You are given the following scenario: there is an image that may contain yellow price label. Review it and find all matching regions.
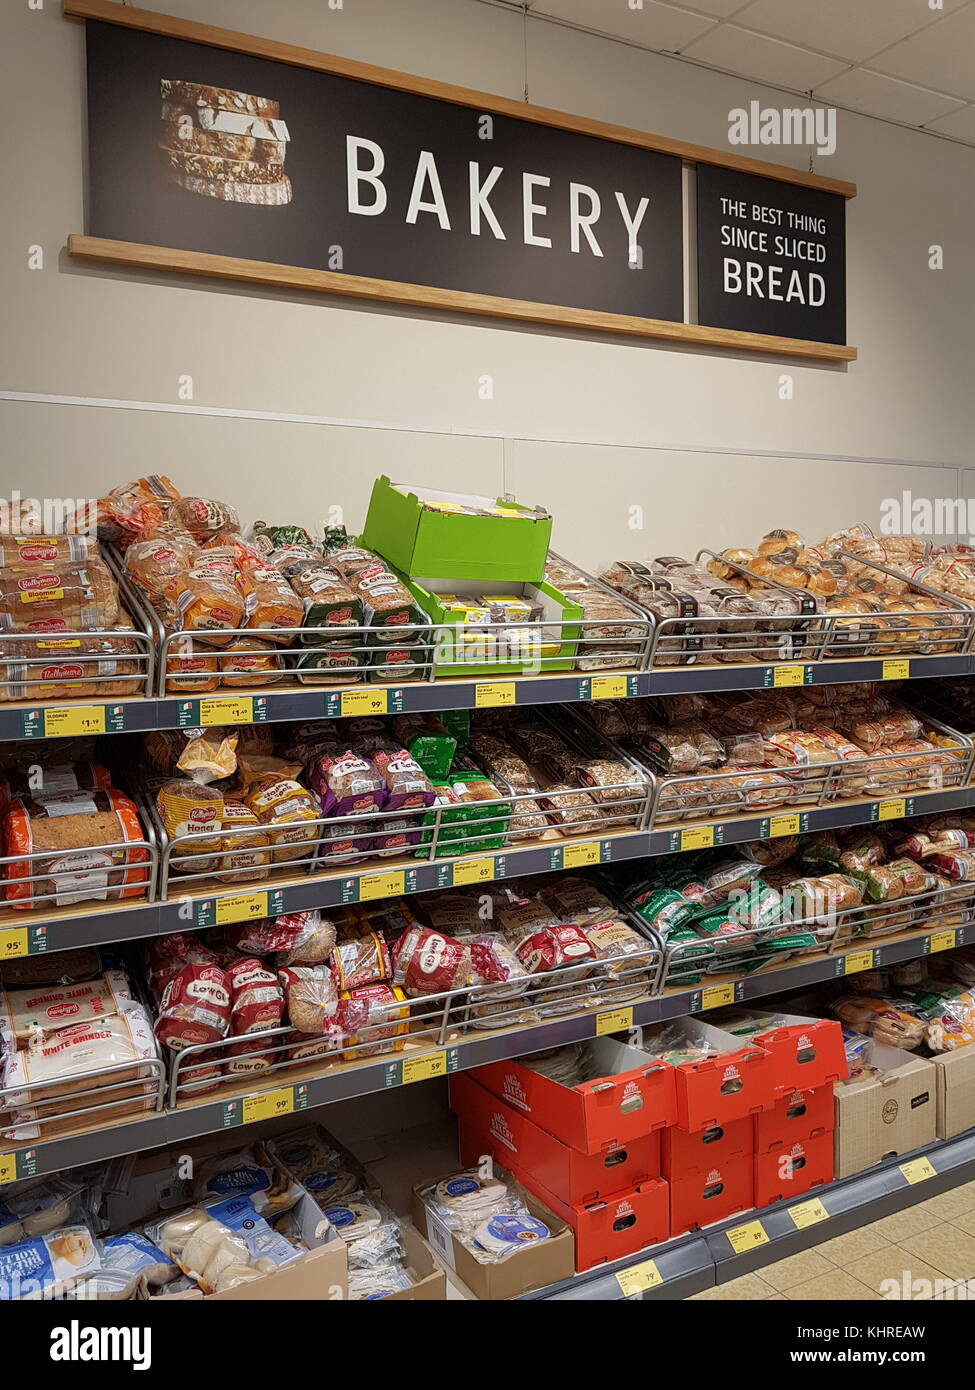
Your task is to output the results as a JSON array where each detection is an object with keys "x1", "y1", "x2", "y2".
[
  {"x1": 702, "y1": 982, "x2": 736, "y2": 1010},
  {"x1": 900, "y1": 1157, "x2": 937, "y2": 1186},
  {"x1": 789, "y1": 1197, "x2": 829, "y2": 1230},
  {"x1": 402, "y1": 1052, "x2": 447, "y2": 1085},
  {"x1": 564, "y1": 842, "x2": 601, "y2": 869},
  {"x1": 844, "y1": 949, "x2": 875, "y2": 975},
  {"x1": 591, "y1": 675, "x2": 627, "y2": 701},
  {"x1": 929, "y1": 929, "x2": 957, "y2": 954},
  {"x1": 452, "y1": 856, "x2": 495, "y2": 887},
  {"x1": 242, "y1": 1087, "x2": 295, "y2": 1125},
  {"x1": 772, "y1": 665, "x2": 805, "y2": 688},
  {"x1": 726, "y1": 1220, "x2": 769, "y2": 1254},
  {"x1": 877, "y1": 798, "x2": 906, "y2": 822},
  {"x1": 214, "y1": 891, "x2": 268, "y2": 926},
  {"x1": 882, "y1": 660, "x2": 910, "y2": 682},
  {"x1": 680, "y1": 826, "x2": 715, "y2": 852},
  {"x1": 595, "y1": 1008, "x2": 634, "y2": 1036},
  {"x1": 769, "y1": 814, "x2": 800, "y2": 838},
  {"x1": 615, "y1": 1259, "x2": 662, "y2": 1297},
  {"x1": 0, "y1": 929, "x2": 29, "y2": 960},
  {"x1": 340, "y1": 688, "x2": 389, "y2": 717},
  {"x1": 199, "y1": 695, "x2": 254, "y2": 726},
  {"x1": 359, "y1": 870, "x2": 406, "y2": 901},
  {"x1": 0, "y1": 1153, "x2": 18, "y2": 1186},
  {"x1": 43, "y1": 705, "x2": 105, "y2": 738},
  {"x1": 474, "y1": 682, "x2": 516, "y2": 709}
]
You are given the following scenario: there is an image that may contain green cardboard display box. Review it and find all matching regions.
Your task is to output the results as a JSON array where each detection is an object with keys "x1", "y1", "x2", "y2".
[{"x1": 360, "y1": 476, "x2": 553, "y2": 581}]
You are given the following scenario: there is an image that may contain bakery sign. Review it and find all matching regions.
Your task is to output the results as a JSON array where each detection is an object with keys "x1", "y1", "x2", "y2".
[{"x1": 64, "y1": 1, "x2": 856, "y2": 362}]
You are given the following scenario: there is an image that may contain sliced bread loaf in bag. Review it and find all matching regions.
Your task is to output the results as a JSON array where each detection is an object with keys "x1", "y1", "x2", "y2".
[{"x1": 2, "y1": 788, "x2": 148, "y2": 909}]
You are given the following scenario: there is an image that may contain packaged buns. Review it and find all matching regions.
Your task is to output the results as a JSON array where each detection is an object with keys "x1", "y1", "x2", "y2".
[{"x1": 215, "y1": 801, "x2": 271, "y2": 883}]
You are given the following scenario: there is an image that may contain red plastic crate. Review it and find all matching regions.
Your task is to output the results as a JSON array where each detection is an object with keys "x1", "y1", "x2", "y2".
[
  {"x1": 753, "y1": 1084, "x2": 835, "y2": 1155},
  {"x1": 470, "y1": 1037, "x2": 677, "y2": 1156},
  {"x1": 669, "y1": 1153, "x2": 754, "y2": 1236},
  {"x1": 753, "y1": 1130, "x2": 834, "y2": 1207},
  {"x1": 662, "y1": 1115, "x2": 753, "y2": 1177},
  {"x1": 458, "y1": 1118, "x2": 670, "y2": 1273},
  {"x1": 450, "y1": 1070, "x2": 660, "y2": 1205}
]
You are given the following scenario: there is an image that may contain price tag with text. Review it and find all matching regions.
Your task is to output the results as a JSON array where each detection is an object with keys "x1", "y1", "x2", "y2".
[
  {"x1": 43, "y1": 705, "x2": 106, "y2": 738},
  {"x1": 474, "y1": 682, "x2": 516, "y2": 709},
  {"x1": 900, "y1": 1157, "x2": 937, "y2": 1186},
  {"x1": 615, "y1": 1259, "x2": 662, "y2": 1297},
  {"x1": 771, "y1": 665, "x2": 807, "y2": 688},
  {"x1": 882, "y1": 660, "x2": 911, "y2": 682},
  {"x1": 0, "y1": 1153, "x2": 19, "y2": 1186},
  {"x1": 242, "y1": 1087, "x2": 295, "y2": 1126},
  {"x1": 0, "y1": 929, "x2": 29, "y2": 960},
  {"x1": 199, "y1": 695, "x2": 255, "y2": 726},
  {"x1": 340, "y1": 688, "x2": 388, "y2": 717},
  {"x1": 680, "y1": 826, "x2": 715, "y2": 852},
  {"x1": 843, "y1": 949, "x2": 875, "y2": 976},
  {"x1": 928, "y1": 929, "x2": 958, "y2": 954},
  {"x1": 769, "y1": 814, "x2": 800, "y2": 839},
  {"x1": 563, "y1": 841, "x2": 601, "y2": 869},
  {"x1": 789, "y1": 1198, "x2": 829, "y2": 1230},
  {"x1": 702, "y1": 982, "x2": 736, "y2": 1010},
  {"x1": 595, "y1": 1008, "x2": 634, "y2": 1036},
  {"x1": 876, "y1": 798, "x2": 906, "y2": 822},
  {"x1": 359, "y1": 870, "x2": 406, "y2": 901},
  {"x1": 452, "y1": 856, "x2": 495, "y2": 887},
  {"x1": 591, "y1": 675, "x2": 628, "y2": 701},
  {"x1": 726, "y1": 1221, "x2": 769, "y2": 1254},
  {"x1": 402, "y1": 1052, "x2": 447, "y2": 1085},
  {"x1": 214, "y1": 891, "x2": 268, "y2": 927}
]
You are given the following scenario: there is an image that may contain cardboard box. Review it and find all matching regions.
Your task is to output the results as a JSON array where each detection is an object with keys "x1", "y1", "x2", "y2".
[
  {"x1": 833, "y1": 1043, "x2": 938, "y2": 1180},
  {"x1": 457, "y1": 1116, "x2": 668, "y2": 1272},
  {"x1": 450, "y1": 1070, "x2": 660, "y2": 1205},
  {"x1": 361, "y1": 476, "x2": 552, "y2": 581},
  {"x1": 753, "y1": 1130, "x2": 834, "y2": 1207},
  {"x1": 165, "y1": 1191, "x2": 349, "y2": 1301},
  {"x1": 383, "y1": 1222, "x2": 446, "y2": 1301},
  {"x1": 711, "y1": 1008, "x2": 847, "y2": 1096},
  {"x1": 931, "y1": 1046, "x2": 975, "y2": 1140},
  {"x1": 669, "y1": 1153, "x2": 754, "y2": 1236},
  {"x1": 411, "y1": 1171, "x2": 575, "y2": 1299},
  {"x1": 662, "y1": 1115, "x2": 753, "y2": 1177},
  {"x1": 643, "y1": 1017, "x2": 776, "y2": 1132},
  {"x1": 470, "y1": 1037, "x2": 677, "y2": 1156},
  {"x1": 754, "y1": 1084, "x2": 834, "y2": 1155},
  {"x1": 405, "y1": 575, "x2": 582, "y2": 677}
]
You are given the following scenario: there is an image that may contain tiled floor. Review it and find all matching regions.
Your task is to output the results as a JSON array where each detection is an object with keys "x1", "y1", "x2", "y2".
[{"x1": 689, "y1": 1181, "x2": 975, "y2": 1301}]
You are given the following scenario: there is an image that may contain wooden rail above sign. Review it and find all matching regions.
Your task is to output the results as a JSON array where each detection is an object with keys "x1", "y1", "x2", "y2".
[{"x1": 63, "y1": 0, "x2": 857, "y2": 362}]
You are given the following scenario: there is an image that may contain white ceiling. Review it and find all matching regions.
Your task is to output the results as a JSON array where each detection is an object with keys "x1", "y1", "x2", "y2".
[{"x1": 520, "y1": 0, "x2": 975, "y2": 149}]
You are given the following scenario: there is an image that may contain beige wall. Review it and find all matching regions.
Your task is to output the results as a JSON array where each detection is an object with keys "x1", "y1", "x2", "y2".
[{"x1": 2, "y1": 0, "x2": 973, "y2": 567}]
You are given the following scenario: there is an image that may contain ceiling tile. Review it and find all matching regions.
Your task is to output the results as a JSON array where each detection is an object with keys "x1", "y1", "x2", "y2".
[
  {"x1": 532, "y1": 0, "x2": 715, "y2": 50},
  {"x1": 814, "y1": 67, "x2": 966, "y2": 125},
  {"x1": 681, "y1": 25, "x2": 850, "y2": 89},
  {"x1": 922, "y1": 103, "x2": 975, "y2": 141},
  {"x1": 731, "y1": 0, "x2": 970, "y2": 64},
  {"x1": 670, "y1": 0, "x2": 754, "y2": 16},
  {"x1": 868, "y1": 4, "x2": 975, "y2": 101}
]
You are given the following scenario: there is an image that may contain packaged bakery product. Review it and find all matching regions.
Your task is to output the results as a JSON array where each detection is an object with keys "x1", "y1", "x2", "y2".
[
  {"x1": 279, "y1": 965, "x2": 339, "y2": 1035},
  {"x1": 227, "y1": 957, "x2": 285, "y2": 1037},
  {"x1": 124, "y1": 533, "x2": 199, "y2": 602},
  {"x1": 156, "y1": 779, "x2": 224, "y2": 876},
  {"x1": 171, "y1": 498, "x2": 240, "y2": 539},
  {"x1": 306, "y1": 748, "x2": 386, "y2": 817},
  {"x1": 214, "y1": 800, "x2": 271, "y2": 883},
  {"x1": 516, "y1": 924, "x2": 597, "y2": 974},
  {"x1": 163, "y1": 560, "x2": 245, "y2": 647},
  {"x1": 281, "y1": 559, "x2": 363, "y2": 641},
  {"x1": 2, "y1": 788, "x2": 148, "y2": 908},
  {"x1": 219, "y1": 638, "x2": 284, "y2": 687},
  {"x1": 0, "y1": 761, "x2": 112, "y2": 814},
  {"x1": 536, "y1": 784, "x2": 600, "y2": 833},
  {"x1": 392, "y1": 925, "x2": 470, "y2": 998},
  {"x1": 0, "y1": 1224, "x2": 102, "y2": 1299},
  {"x1": 0, "y1": 558, "x2": 120, "y2": 635},
  {"x1": 238, "y1": 565, "x2": 304, "y2": 643},
  {"x1": 0, "y1": 626, "x2": 145, "y2": 703},
  {"x1": 337, "y1": 983, "x2": 409, "y2": 1059},
  {"x1": 0, "y1": 970, "x2": 132, "y2": 1048},
  {"x1": 154, "y1": 963, "x2": 231, "y2": 1052},
  {"x1": 330, "y1": 930, "x2": 391, "y2": 991},
  {"x1": 163, "y1": 637, "x2": 221, "y2": 693}
]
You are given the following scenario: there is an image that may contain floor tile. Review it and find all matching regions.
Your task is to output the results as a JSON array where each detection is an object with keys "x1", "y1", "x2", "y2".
[
  {"x1": 844, "y1": 1244, "x2": 945, "y2": 1300},
  {"x1": 816, "y1": 1225, "x2": 888, "y2": 1266},
  {"x1": 867, "y1": 1206, "x2": 942, "y2": 1243},
  {"x1": 689, "y1": 1271, "x2": 776, "y2": 1301},
  {"x1": 949, "y1": 1209, "x2": 975, "y2": 1238},
  {"x1": 765, "y1": 1293, "x2": 787, "y2": 1300},
  {"x1": 931, "y1": 1279, "x2": 975, "y2": 1300},
  {"x1": 915, "y1": 1187, "x2": 975, "y2": 1220},
  {"x1": 784, "y1": 1270, "x2": 881, "y2": 1301},
  {"x1": 759, "y1": 1248, "x2": 835, "y2": 1292},
  {"x1": 897, "y1": 1224, "x2": 975, "y2": 1281}
]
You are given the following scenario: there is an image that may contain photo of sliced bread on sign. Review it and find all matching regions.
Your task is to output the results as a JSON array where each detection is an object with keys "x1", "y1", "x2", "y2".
[{"x1": 158, "y1": 78, "x2": 292, "y2": 206}]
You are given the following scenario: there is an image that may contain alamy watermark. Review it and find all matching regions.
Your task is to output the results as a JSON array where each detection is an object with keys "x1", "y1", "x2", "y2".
[
  {"x1": 880, "y1": 492, "x2": 975, "y2": 539},
  {"x1": 728, "y1": 101, "x2": 836, "y2": 158}
]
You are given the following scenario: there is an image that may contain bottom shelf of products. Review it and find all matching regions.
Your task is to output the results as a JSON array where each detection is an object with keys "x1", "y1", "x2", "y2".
[{"x1": 7, "y1": 934, "x2": 975, "y2": 1301}]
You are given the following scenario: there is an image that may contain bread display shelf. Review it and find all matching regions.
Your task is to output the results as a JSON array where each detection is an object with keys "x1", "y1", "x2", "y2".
[
  {"x1": 522, "y1": 1128, "x2": 975, "y2": 1300},
  {"x1": 3, "y1": 917, "x2": 969, "y2": 1184}
]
